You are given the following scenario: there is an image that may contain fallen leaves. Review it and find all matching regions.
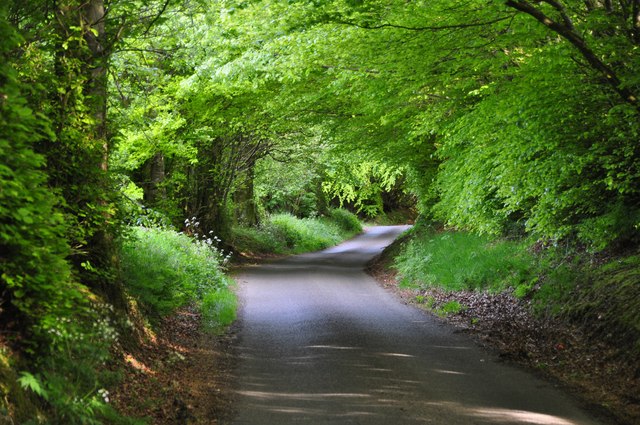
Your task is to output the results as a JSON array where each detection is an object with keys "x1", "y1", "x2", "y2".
[
  {"x1": 111, "y1": 305, "x2": 237, "y2": 424},
  {"x1": 123, "y1": 353, "x2": 155, "y2": 375}
]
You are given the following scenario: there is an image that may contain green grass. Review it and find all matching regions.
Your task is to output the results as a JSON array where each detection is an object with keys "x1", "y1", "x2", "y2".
[
  {"x1": 394, "y1": 226, "x2": 535, "y2": 293},
  {"x1": 120, "y1": 226, "x2": 236, "y2": 330},
  {"x1": 393, "y1": 224, "x2": 640, "y2": 360},
  {"x1": 201, "y1": 285, "x2": 237, "y2": 333},
  {"x1": 231, "y1": 208, "x2": 362, "y2": 255}
]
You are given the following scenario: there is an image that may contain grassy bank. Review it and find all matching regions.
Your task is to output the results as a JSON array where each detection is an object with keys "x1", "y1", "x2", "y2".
[
  {"x1": 120, "y1": 226, "x2": 237, "y2": 333},
  {"x1": 394, "y1": 227, "x2": 536, "y2": 294},
  {"x1": 393, "y1": 223, "x2": 640, "y2": 350},
  {"x1": 390, "y1": 223, "x2": 640, "y2": 423},
  {"x1": 230, "y1": 208, "x2": 362, "y2": 256}
]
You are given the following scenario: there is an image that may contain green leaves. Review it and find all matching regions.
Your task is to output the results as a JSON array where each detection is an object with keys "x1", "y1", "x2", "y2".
[
  {"x1": 323, "y1": 158, "x2": 404, "y2": 217},
  {"x1": 18, "y1": 372, "x2": 48, "y2": 399}
]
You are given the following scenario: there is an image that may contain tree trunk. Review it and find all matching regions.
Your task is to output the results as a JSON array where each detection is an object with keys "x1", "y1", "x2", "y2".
[
  {"x1": 234, "y1": 164, "x2": 259, "y2": 226},
  {"x1": 51, "y1": 0, "x2": 127, "y2": 308},
  {"x1": 146, "y1": 152, "x2": 166, "y2": 204}
]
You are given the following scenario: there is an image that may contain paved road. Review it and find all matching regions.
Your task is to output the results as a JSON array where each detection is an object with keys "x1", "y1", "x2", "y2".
[{"x1": 229, "y1": 226, "x2": 606, "y2": 424}]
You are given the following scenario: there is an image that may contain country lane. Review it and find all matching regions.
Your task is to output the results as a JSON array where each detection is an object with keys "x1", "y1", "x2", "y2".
[{"x1": 229, "y1": 225, "x2": 608, "y2": 425}]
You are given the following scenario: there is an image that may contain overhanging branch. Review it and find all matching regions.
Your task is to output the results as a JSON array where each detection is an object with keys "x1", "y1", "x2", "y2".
[
  {"x1": 505, "y1": 0, "x2": 639, "y2": 111},
  {"x1": 331, "y1": 15, "x2": 514, "y2": 32}
]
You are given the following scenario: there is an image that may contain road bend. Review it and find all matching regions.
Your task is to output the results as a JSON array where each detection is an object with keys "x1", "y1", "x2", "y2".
[{"x1": 228, "y1": 225, "x2": 607, "y2": 425}]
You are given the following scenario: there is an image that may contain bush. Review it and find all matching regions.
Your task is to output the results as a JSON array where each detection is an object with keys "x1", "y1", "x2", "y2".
[
  {"x1": 328, "y1": 208, "x2": 362, "y2": 233},
  {"x1": 269, "y1": 213, "x2": 343, "y2": 252}
]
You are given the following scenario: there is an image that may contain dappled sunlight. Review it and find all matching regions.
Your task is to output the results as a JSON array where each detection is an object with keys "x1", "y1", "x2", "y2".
[
  {"x1": 432, "y1": 368, "x2": 465, "y2": 375},
  {"x1": 237, "y1": 390, "x2": 372, "y2": 401},
  {"x1": 377, "y1": 351, "x2": 415, "y2": 358},
  {"x1": 431, "y1": 345, "x2": 473, "y2": 350},
  {"x1": 418, "y1": 401, "x2": 583, "y2": 424},
  {"x1": 123, "y1": 353, "x2": 155, "y2": 375},
  {"x1": 364, "y1": 367, "x2": 393, "y2": 372},
  {"x1": 306, "y1": 344, "x2": 360, "y2": 350},
  {"x1": 234, "y1": 385, "x2": 589, "y2": 424},
  {"x1": 467, "y1": 407, "x2": 578, "y2": 424}
]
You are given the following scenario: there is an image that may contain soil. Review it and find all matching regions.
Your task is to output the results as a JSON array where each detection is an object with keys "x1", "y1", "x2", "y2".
[{"x1": 111, "y1": 305, "x2": 238, "y2": 424}]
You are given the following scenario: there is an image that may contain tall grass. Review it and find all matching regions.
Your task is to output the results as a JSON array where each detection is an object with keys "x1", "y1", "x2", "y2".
[
  {"x1": 120, "y1": 227, "x2": 236, "y2": 330},
  {"x1": 231, "y1": 208, "x2": 362, "y2": 255},
  {"x1": 394, "y1": 226, "x2": 536, "y2": 293}
]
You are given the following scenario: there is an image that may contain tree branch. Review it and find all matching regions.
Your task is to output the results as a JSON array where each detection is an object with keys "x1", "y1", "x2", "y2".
[
  {"x1": 331, "y1": 15, "x2": 514, "y2": 32},
  {"x1": 505, "y1": 0, "x2": 639, "y2": 110},
  {"x1": 141, "y1": 0, "x2": 172, "y2": 38},
  {"x1": 540, "y1": 0, "x2": 576, "y2": 30}
]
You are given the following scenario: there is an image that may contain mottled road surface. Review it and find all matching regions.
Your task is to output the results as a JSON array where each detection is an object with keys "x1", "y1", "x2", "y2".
[{"x1": 229, "y1": 226, "x2": 606, "y2": 424}]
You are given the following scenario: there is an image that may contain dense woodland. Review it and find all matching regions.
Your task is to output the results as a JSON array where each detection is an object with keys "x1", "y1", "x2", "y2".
[{"x1": 2, "y1": 0, "x2": 640, "y2": 423}]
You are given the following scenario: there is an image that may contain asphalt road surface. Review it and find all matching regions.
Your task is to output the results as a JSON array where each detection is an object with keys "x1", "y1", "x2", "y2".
[{"x1": 230, "y1": 226, "x2": 607, "y2": 425}]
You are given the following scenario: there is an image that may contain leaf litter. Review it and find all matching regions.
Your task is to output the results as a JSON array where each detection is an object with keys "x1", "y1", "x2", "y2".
[{"x1": 111, "y1": 305, "x2": 237, "y2": 424}]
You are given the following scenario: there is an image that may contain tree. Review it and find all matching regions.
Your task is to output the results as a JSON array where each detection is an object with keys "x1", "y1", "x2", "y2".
[
  {"x1": 232, "y1": 0, "x2": 640, "y2": 249},
  {"x1": 505, "y1": 0, "x2": 639, "y2": 110}
]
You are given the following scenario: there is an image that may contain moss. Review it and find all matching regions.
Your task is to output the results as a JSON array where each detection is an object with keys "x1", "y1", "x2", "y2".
[{"x1": 564, "y1": 255, "x2": 640, "y2": 358}]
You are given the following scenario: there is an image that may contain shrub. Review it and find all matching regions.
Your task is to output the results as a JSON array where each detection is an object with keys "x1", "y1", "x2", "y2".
[
  {"x1": 328, "y1": 208, "x2": 362, "y2": 234},
  {"x1": 269, "y1": 213, "x2": 343, "y2": 252}
]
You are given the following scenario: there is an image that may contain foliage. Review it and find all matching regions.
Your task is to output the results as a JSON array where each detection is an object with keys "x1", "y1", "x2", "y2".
[
  {"x1": 109, "y1": 1, "x2": 276, "y2": 236},
  {"x1": 4, "y1": 0, "x2": 640, "y2": 421},
  {"x1": 120, "y1": 226, "x2": 233, "y2": 321},
  {"x1": 323, "y1": 159, "x2": 405, "y2": 218},
  {"x1": 205, "y1": 0, "x2": 640, "y2": 251},
  {"x1": 16, "y1": 304, "x2": 138, "y2": 425},
  {"x1": 254, "y1": 144, "x2": 327, "y2": 218},
  {"x1": 327, "y1": 208, "x2": 363, "y2": 234},
  {"x1": 432, "y1": 41, "x2": 640, "y2": 248},
  {"x1": 231, "y1": 209, "x2": 361, "y2": 255},
  {"x1": 394, "y1": 225, "x2": 536, "y2": 293},
  {"x1": 0, "y1": 3, "x2": 78, "y2": 348},
  {"x1": 0, "y1": 348, "x2": 43, "y2": 423},
  {"x1": 201, "y1": 288, "x2": 238, "y2": 334}
]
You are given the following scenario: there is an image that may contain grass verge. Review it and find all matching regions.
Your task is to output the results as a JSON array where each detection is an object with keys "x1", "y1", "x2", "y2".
[
  {"x1": 382, "y1": 223, "x2": 640, "y2": 424},
  {"x1": 393, "y1": 224, "x2": 536, "y2": 294},
  {"x1": 120, "y1": 226, "x2": 236, "y2": 331}
]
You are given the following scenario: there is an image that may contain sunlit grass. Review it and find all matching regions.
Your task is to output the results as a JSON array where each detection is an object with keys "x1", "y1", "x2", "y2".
[
  {"x1": 394, "y1": 226, "x2": 535, "y2": 293},
  {"x1": 120, "y1": 227, "x2": 234, "y2": 331},
  {"x1": 231, "y1": 209, "x2": 362, "y2": 255}
]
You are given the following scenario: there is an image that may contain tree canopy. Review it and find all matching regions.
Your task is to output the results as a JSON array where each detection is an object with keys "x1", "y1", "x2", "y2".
[{"x1": 2, "y1": 0, "x2": 640, "y2": 421}]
